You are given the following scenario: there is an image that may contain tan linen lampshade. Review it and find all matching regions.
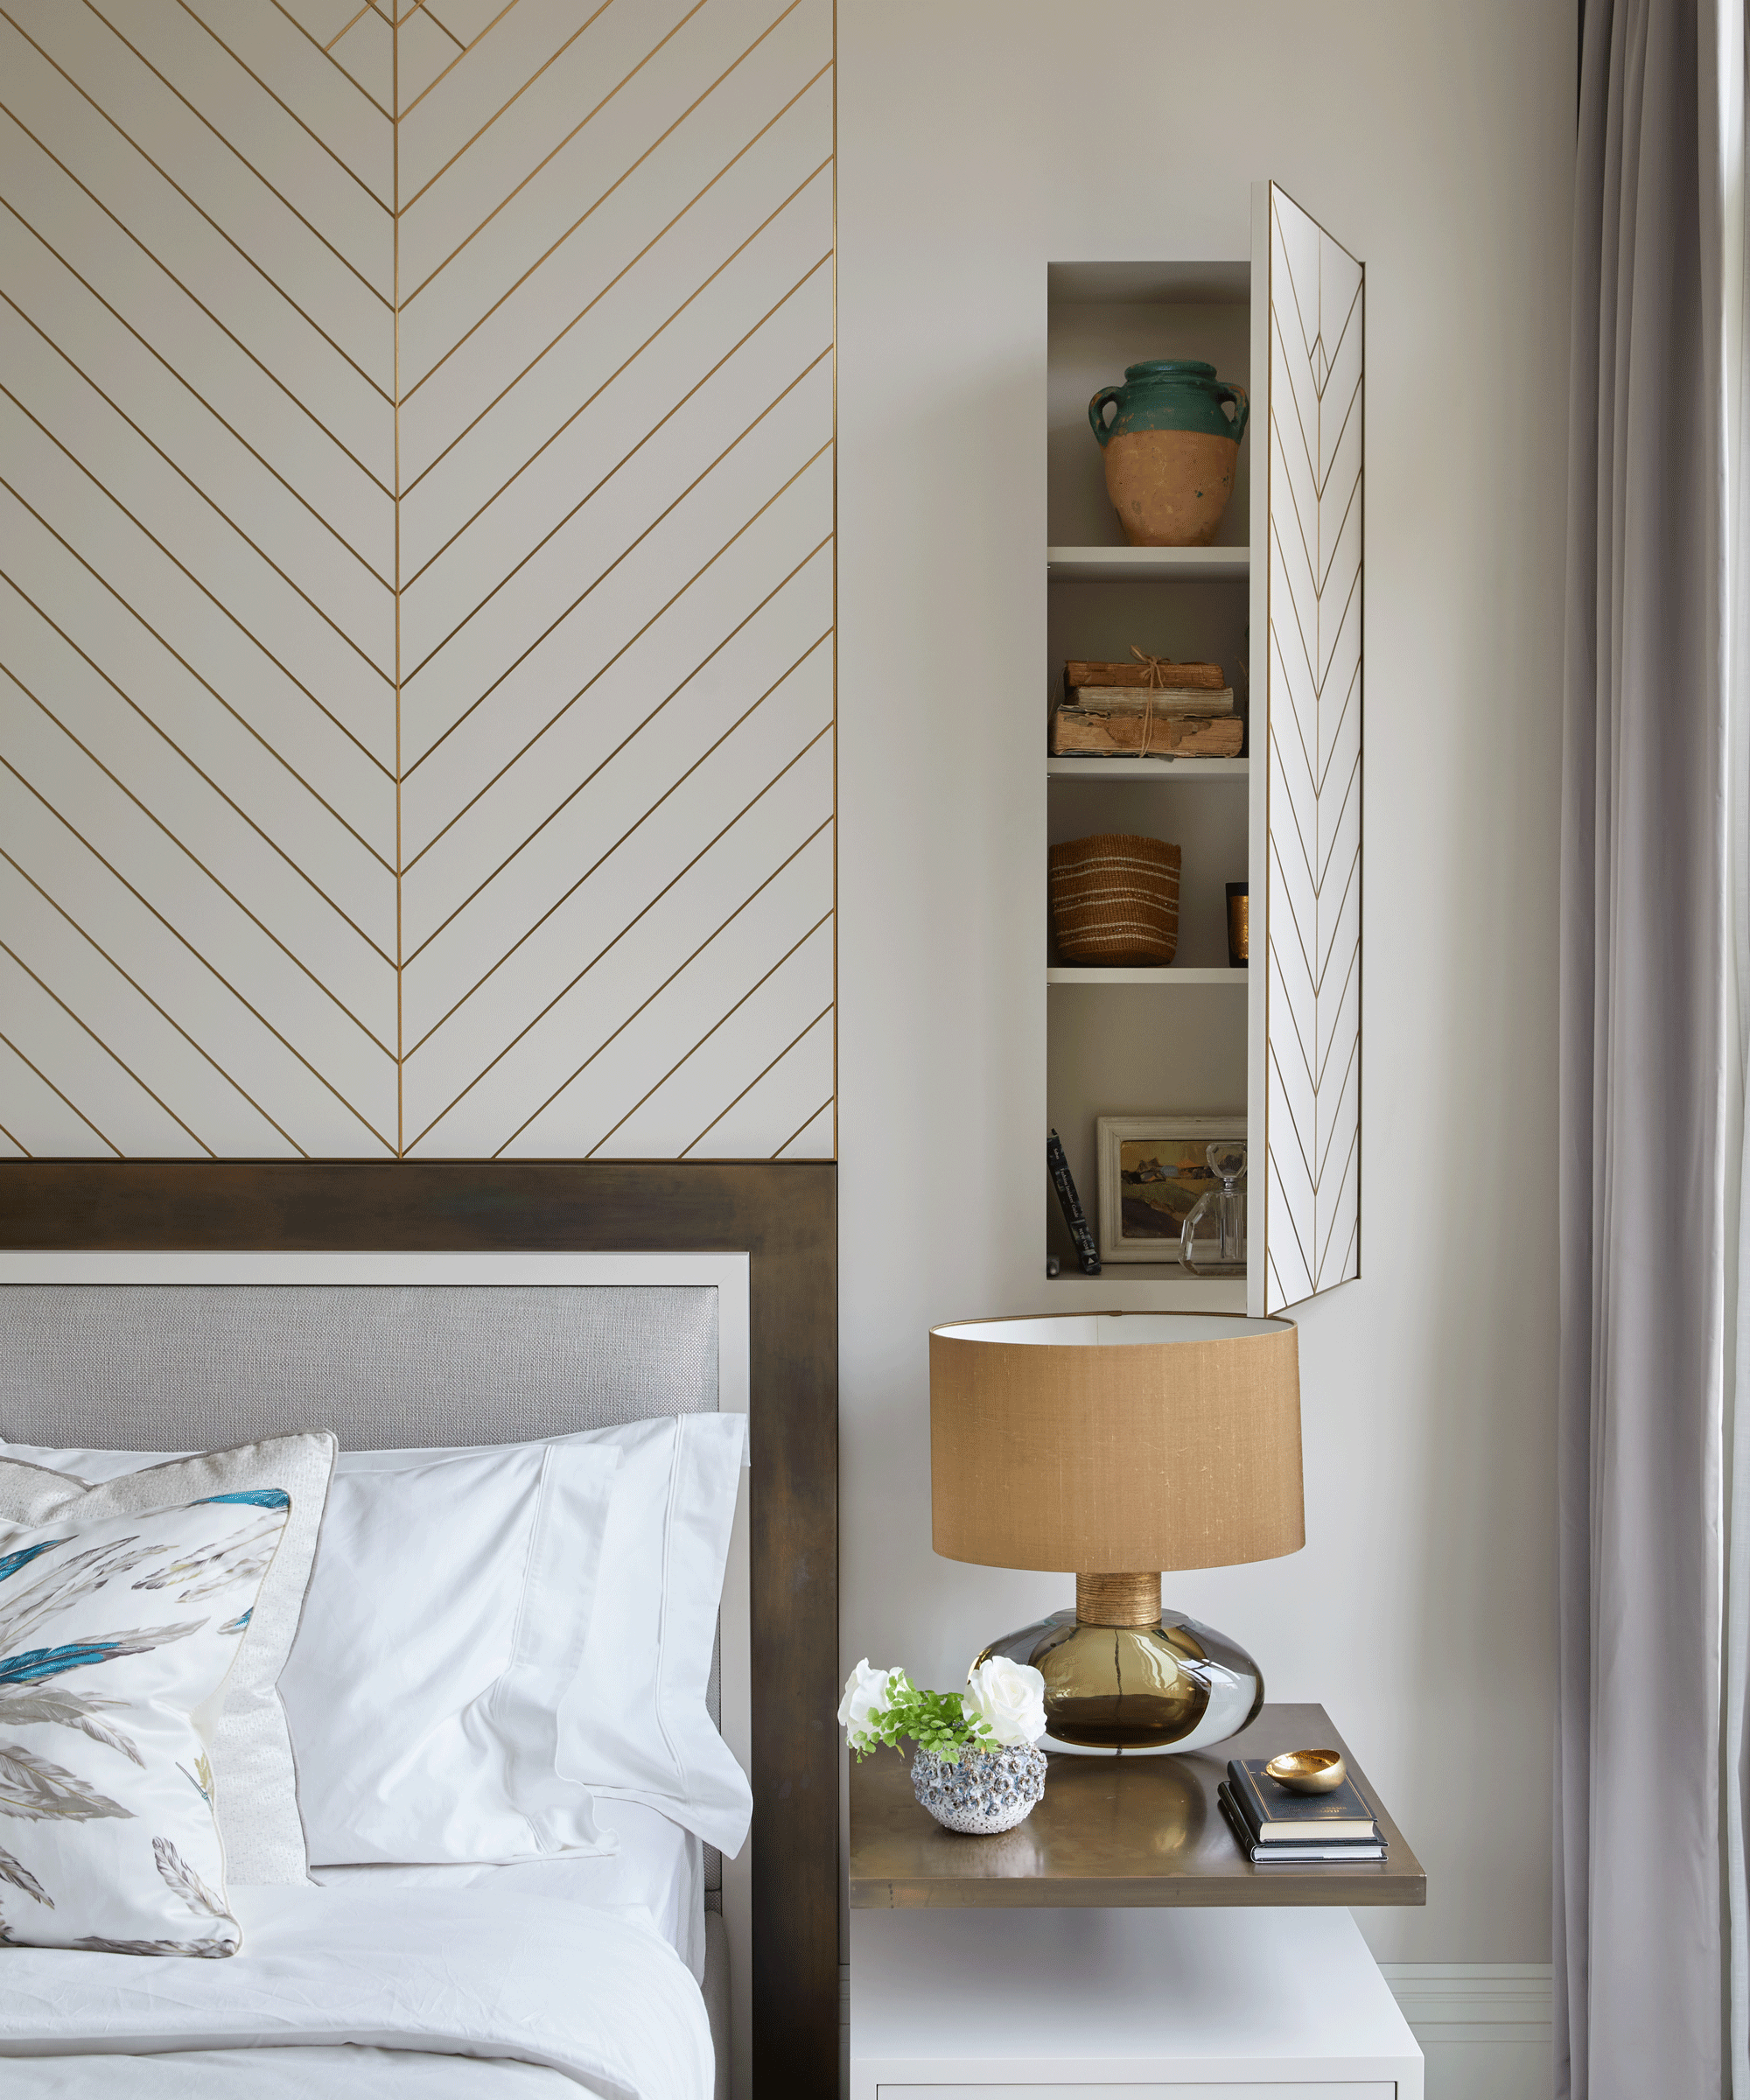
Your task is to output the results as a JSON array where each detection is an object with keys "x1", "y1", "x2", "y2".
[
  {"x1": 929, "y1": 1312, "x2": 1303, "y2": 1755},
  {"x1": 931, "y1": 1312, "x2": 1303, "y2": 1572}
]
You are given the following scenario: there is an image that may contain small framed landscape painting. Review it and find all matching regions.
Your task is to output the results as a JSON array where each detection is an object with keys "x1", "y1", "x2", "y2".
[{"x1": 1096, "y1": 1115, "x2": 1248, "y2": 1265}]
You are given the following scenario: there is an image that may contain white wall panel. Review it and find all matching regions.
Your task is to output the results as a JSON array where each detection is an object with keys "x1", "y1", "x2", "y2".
[
  {"x1": 0, "y1": 0, "x2": 835, "y2": 1158},
  {"x1": 1263, "y1": 181, "x2": 1362, "y2": 1309}
]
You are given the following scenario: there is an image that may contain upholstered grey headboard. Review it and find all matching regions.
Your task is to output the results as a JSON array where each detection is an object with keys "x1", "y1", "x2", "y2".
[
  {"x1": 0, "y1": 1284, "x2": 718, "y2": 1448},
  {"x1": 0, "y1": 1270, "x2": 744, "y2": 1933}
]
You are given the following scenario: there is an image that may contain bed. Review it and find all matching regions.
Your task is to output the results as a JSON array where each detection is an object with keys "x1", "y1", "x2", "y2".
[{"x1": 0, "y1": 1161, "x2": 839, "y2": 2100}]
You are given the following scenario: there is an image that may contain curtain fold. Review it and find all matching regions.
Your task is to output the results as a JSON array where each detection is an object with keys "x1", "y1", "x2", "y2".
[{"x1": 1558, "y1": 3, "x2": 1732, "y2": 2096}]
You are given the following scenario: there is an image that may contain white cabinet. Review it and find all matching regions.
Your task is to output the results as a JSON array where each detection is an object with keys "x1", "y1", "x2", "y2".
[
  {"x1": 849, "y1": 1908, "x2": 1420, "y2": 2099},
  {"x1": 1044, "y1": 184, "x2": 1363, "y2": 1318}
]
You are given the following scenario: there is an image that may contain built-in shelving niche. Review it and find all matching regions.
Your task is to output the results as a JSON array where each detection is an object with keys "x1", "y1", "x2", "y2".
[
  {"x1": 1045, "y1": 195, "x2": 1364, "y2": 1319},
  {"x1": 1045, "y1": 260, "x2": 1253, "y2": 1308}
]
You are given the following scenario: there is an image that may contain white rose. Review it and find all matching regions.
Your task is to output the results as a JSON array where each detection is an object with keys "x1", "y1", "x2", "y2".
[
  {"x1": 963, "y1": 1656, "x2": 1046, "y2": 1747},
  {"x1": 837, "y1": 1659, "x2": 897, "y2": 1747}
]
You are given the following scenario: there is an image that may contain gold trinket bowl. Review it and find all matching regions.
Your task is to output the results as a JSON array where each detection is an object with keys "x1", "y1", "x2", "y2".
[{"x1": 1264, "y1": 1748, "x2": 1346, "y2": 1794}]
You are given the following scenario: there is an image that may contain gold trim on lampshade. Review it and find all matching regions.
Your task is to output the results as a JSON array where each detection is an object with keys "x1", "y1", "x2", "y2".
[{"x1": 929, "y1": 1312, "x2": 1303, "y2": 1573}]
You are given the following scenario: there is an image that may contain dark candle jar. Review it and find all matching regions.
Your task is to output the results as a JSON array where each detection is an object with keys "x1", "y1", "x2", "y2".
[{"x1": 1226, "y1": 883, "x2": 1249, "y2": 968}]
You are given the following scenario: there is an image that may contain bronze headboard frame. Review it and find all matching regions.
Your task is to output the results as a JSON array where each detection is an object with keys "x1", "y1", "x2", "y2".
[{"x1": 0, "y1": 1159, "x2": 839, "y2": 2099}]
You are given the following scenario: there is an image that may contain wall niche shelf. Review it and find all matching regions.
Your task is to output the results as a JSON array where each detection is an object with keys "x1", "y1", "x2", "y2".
[
  {"x1": 1046, "y1": 969, "x2": 1243, "y2": 987},
  {"x1": 1047, "y1": 758, "x2": 1250, "y2": 779},
  {"x1": 1044, "y1": 1270, "x2": 1250, "y2": 1313},
  {"x1": 1046, "y1": 545, "x2": 1250, "y2": 584},
  {"x1": 1042, "y1": 186, "x2": 1362, "y2": 1316}
]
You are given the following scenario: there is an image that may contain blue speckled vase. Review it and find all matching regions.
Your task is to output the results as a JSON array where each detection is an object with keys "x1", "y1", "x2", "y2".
[{"x1": 910, "y1": 1744, "x2": 1047, "y2": 1834}]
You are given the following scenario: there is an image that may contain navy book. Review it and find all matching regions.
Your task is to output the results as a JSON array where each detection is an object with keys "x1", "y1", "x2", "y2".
[{"x1": 1226, "y1": 1758, "x2": 1381, "y2": 1844}]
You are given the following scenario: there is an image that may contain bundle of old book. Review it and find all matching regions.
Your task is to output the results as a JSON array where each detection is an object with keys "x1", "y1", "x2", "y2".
[
  {"x1": 1052, "y1": 654, "x2": 1243, "y2": 759},
  {"x1": 1218, "y1": 1757, "x2": 1387, "y2": 1865}
]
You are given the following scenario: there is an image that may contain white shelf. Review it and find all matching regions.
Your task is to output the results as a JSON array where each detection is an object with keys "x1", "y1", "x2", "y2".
[
  {"x1": 1047, "y1": 756, "x2": 1248, "y2": 778},
  {"x1": 1046, "y1": 967, "x2": 1245, "y2": 985},
  {"x1": 1044, "y1": 1268, "x2": 1247, "y2": 1312},
  {"x1": 1046, "y1": 545, "x2": 1250, "y2": 583}
]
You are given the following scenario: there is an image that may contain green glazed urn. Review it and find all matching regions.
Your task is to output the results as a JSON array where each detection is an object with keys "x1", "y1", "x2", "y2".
[{"x1": 1088, "y1": 360, "x2": 1250, "y2": 548}]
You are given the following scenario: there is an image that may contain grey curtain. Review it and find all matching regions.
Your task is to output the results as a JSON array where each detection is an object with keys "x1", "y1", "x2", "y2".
[{"x1": 1558, "y1": 3, "x2": 1734, "y2": 2096}]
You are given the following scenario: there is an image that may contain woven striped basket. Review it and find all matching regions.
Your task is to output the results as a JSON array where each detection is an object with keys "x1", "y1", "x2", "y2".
[{"x1": 1049, "y1": 833, "x2": 1181, "y2": 966}]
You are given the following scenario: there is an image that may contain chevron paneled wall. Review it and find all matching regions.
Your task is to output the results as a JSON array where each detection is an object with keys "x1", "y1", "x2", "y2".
[
  {"x1": 0, "y1": 0, "x2": 834, "y2": 1160},
  {"x1": 1263, "y1": 182, "x2": 1362, "y2": 1308}
]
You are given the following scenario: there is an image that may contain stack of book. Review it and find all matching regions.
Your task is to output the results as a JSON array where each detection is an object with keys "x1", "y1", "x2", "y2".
[
  {"x1": 1051, "y1": 659, "x2": 1243, "y2": 760},
  {"x1": 1218, "y1": 1757, "x2": 1386, "y2": 1865}
]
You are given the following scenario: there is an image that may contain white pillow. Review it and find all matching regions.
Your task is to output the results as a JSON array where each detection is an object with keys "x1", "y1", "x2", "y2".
[
  {"x1": 5, "y1": 1415, "x2": 749, "y2": 1856},
  {"x1": 282, "y1": 1440, "x2": 623, "y2": 1866},
  {"x1": 0, "y1": 1436, "x2": 334, "y2": 1887},
  {"x1": 0, "y1": 1484, "x2": 292, "y2": 1953},
  {"x1": 346, "y1": 1416, "x2": 751, "y2": 1854}
]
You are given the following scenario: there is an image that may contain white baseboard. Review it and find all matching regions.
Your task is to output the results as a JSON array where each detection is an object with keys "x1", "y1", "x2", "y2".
[{"x1": 1380, "y1": 1965, "x2": 1553, "y2": 2100}]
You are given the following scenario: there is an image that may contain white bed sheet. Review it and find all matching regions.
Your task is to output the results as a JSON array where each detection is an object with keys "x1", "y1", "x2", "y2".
[
  {"x1": 0, "y1": 1880, "x2": 712, "y2": 2100},
  {"x1": 310, "y1": 1797, "x2": 707, "y2": 1981}
]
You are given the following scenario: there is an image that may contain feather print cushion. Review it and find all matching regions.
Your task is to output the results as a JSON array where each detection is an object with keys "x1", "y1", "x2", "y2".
[{"x1": 0, "y1": 1489, "x2": 290, "y2": 1954}]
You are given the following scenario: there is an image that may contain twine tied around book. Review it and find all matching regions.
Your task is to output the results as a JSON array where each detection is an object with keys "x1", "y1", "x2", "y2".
[{"x1": 1129, "y1": 646, "x2": 1173, "y2": 757}]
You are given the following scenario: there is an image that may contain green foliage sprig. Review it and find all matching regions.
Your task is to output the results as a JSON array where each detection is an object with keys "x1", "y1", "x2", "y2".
[{"x1": 846, "y1": 1670, "x2": 997, "y2": 1766}]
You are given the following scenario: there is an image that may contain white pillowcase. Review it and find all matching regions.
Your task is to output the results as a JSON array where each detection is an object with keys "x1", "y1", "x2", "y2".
[
  {"x1": 282, "y1": 1441, "x2": 622, "y2": 1866},
  {"x1": 0, "y1": 1484, "x2": 293, "y2": 1953},
  {"x1": 0, "y1": 1436, "x2": 335, "y2": 1886},
  {"x1": 352, "y1": 1416, "x2": 751, "y2": 1854},
  {"x1": 4, "y1": 1413, "x2": 749, "y2": 1859}
]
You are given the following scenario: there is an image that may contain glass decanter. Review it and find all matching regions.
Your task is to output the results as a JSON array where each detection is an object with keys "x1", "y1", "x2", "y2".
[{"x1": 1180, "y1": 1140, "x2": 1247, "y2": 1274}]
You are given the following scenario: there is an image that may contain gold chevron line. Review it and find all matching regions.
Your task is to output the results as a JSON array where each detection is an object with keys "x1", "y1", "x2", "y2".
[
  {"x1": 0, "y1": 1027, "x2": 122, "y2": 1155},
  {"x1": 0, "y1": 104, "x2": 396, "y2": 496},
  {"x1": 412, "y1": 2, "x2": 467, "y2": 53},
  {"x1": 402, "y1": 331, "x2": 829, "y2": 687},
  {"x1": 0, "y1": 477, "x2": 399, "y2": 888},
  {"x1": 174, "y1": 0, "x2": 392, "y2": 214},
  {"x1": 507, "y1": 880, "x2": 829, "y2": 1160},
  {"x1": 584, "y1": 914, "x2": 829, "y2": 1158},
  {"x1": 0, "y1": 2, "x2": 835, "y2": 1159},
  {"x1": 403, "y1": 620, "x2": 830, "y2": 1037},
  {"x1": 0, "y1": 198, "x2": 393, "y2": 585},
  {"x1": 404, "y1": 198, "x2": 827, "y2": 562},
  {"x1": 2, "y1": 381, "x2": 397, "y2": 762},
  {"x1": 0, "y1": 1115, "x2": 29, "y2": 1157},
  {"x1": 403, "y1": 4, "x2": 809, "y2": 374},
  {"x1": 395, "y1": 0, "x2": 524, "y2": 120},
  {"x1": 1315, "y1": 1120, "x2": 1361, "y2": 1283},
  {"x1": 263, "y1": 0, "x2": 393, "y2": 120},
  {"x1": 1264, "y1": 1027, "x2": 1315, "y2": 1199},
  {"x1": 400, "y1": 116, "x2": 828, "y2": 498},
  {"x1": 396, "y1": 0, "x2": 626, "y2": 220},
  {"x1": 0, "y1": 935, "x2": 214, "y2": 1155},
  {"x1": 0, "y1": 843, "x2": 307, "y2": 1156},
  {"x1": 2, "y1": 290, "x2": 396, "y2": 683},
  {"x1": 2, "y1": 686, "x2": 401, "y2": 1125},
  {"x1": 402, "y1": 0, "x2": 760, "y2": 292},
  {"x1": 392, "y1": 0, "x2": 402, "y2": 1152},
  {"x1": 0, "y1": 11, "x2": 395, "y2": 404},
  {"x1": 80, "y1": 0, "x2": 394, "y2": 311},
  {"x1": 410, "y1": 795, "x2": 830, "y2": 1152},
  {"x1": 326, "y1": 2, "x2": 377, "y2": 50},
  {"x1": 408, "y1": 708, "x2": 830, "y2": 1073},
  {"x1": 680, "y1": 1002, "x2": 826, "y2": 1156},
  {"x1": 0, "y1": 585, "x2": 397, "y2": 988},
  {"x1": 402, "y1": 436, "x2": 829, "y2": 807},
  {"x1": 772, "y1": 1093, "x2": 829, "y2": 1158}
]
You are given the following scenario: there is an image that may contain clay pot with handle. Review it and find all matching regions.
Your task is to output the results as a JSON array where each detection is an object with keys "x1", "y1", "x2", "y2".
[{"x1": 1088, "y1": 360, "x2": 1249, "y2": 547}]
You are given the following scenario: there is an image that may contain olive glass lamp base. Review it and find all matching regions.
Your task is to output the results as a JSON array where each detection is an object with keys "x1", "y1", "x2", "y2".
[{"x1": 974, "y1": 1572, "x2": 1264, "y2": 1756}]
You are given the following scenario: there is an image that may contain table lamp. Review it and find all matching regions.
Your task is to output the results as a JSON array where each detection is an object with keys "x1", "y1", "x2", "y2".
[{"x1": 929, "y1": 1311, "x2": 1302, "y2": 1755}]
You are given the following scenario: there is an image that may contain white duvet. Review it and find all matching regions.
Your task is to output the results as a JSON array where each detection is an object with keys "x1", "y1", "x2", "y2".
[{"x1": 0, "y1": 1880, "x2": 713, "y2": 2100}]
